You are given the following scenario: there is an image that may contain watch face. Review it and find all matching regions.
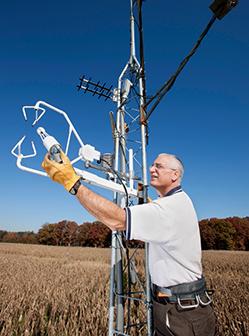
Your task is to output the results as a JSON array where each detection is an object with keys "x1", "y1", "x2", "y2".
[
  {"x1": 69, "y1": 180, "x2": 81, "y2": 195},
  {"x1": 70, "y1": 187, "x2": 76, "y2": 195}
]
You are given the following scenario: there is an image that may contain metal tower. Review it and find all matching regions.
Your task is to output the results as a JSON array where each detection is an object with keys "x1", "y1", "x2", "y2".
[
  {"x1": 77, "y1": 1, "x2": 152, "y2": 333},
  {"x1": 108, "y1": 1, "x2": 152, "y2": 335}
]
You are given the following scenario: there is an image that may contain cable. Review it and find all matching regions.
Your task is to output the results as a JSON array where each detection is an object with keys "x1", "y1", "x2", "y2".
[
  {"x1": 100, "y1": 158, "x2": 129, "y2": 207},
  {"x1": 101, "y1": 152, "x2": 141, "y2": 332},
  {"x1": 137, "y1": 0, "x2": 147, "y2": 108},
  {"x1": 119, "y1": 137, "x2": 128, "y2": 166},
  {"x1": 144, "y1": 15, "x2": 217, "y2": 121},
  {"x1": 100, "y1": 157, "x2": 133, "y2": 333}
]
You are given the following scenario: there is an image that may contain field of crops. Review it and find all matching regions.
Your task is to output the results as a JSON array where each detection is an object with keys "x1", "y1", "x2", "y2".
[{"x1": 0, "y1": 243, "x2": 248, "y2": 336}]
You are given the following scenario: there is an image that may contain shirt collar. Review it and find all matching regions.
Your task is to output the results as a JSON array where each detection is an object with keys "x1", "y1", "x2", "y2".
[{"x1": 164, "y1": 185, "x2": 183, "y2": 197}]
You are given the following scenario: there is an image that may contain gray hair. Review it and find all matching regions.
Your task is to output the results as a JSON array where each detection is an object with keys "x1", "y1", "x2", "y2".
[{"x1": 158, "y1": 153, "x2": 184, "y2": 181}]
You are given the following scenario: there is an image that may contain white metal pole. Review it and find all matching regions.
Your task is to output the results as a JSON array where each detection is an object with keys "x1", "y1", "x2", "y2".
[{"x1": 131, "y1": 1, "x2": 153, "y2": 333}]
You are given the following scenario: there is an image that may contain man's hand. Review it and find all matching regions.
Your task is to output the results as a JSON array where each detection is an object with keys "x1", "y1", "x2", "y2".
[{"x1": 42, "y1": 151, "x2": 80, "y2": 192}]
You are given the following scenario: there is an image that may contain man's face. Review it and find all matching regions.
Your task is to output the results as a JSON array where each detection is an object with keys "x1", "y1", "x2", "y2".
[{"x1": 149, "y1": 155, "x2": 179, "y2": 195}]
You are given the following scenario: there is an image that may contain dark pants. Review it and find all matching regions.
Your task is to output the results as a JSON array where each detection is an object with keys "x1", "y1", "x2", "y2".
[{"x1": 153, "y1": 299, "x2": 216, "y2": 336}]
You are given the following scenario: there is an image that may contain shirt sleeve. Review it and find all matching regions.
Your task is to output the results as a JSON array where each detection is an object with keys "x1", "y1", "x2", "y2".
[{"x1": 125, "y1": 200, "x2": 174, "y2": 243}]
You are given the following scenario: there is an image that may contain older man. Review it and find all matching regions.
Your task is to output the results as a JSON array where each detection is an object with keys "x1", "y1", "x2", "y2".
[{"x1": 42, "y1": 152, "x2": 216, "y2": 336}]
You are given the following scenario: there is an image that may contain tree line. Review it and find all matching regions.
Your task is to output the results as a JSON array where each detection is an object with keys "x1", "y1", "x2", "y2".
[
  {"x1": 0, "y1": 216, "x2": 248, "y2": 250},
  {"x1": 199, "y1": 216, "x2": 249, "y2": 250},
  {"x1": 0, "y1": 220, "x2": 111, "y2": 248}
]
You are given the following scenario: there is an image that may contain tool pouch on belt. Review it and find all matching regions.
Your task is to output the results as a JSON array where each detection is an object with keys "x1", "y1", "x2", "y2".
[{"x1": 153, "y1": 277, "x2": 214, "y2": 309}]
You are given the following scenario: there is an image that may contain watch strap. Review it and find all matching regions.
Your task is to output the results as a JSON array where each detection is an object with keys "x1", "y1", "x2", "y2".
[{"x1": 69, "y1": 179, "x2": 82, "y2": 195}]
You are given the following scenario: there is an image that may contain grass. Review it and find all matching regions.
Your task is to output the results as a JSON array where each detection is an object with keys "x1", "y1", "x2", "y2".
[{"x1": 0, "y1": 243, "x2": 248, "y2": 335}]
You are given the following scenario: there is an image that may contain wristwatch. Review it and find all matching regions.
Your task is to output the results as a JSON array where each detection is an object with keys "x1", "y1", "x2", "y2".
[{"x1": 69, "y1": 179, "x2": 82, "y2": 195}]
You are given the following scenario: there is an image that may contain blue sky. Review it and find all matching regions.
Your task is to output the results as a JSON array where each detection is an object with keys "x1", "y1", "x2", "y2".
[{"x1": 1, "y1": 0, "x2": 248, "y2": 232}]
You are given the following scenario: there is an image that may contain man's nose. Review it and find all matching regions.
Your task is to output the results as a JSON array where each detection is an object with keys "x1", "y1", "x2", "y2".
[{"x1": 150, "y1": 165, "x2": 155, "y2": 173}]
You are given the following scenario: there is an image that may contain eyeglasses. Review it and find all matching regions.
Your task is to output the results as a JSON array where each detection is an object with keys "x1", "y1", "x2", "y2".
[{"x1": 150, "y1": 163, "x2": 177, "y2": 171}]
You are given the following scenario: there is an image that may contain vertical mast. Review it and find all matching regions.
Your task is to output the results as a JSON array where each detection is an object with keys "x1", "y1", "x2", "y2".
[{"x1": 109, "y1": 1, "x2": 152, "y2": 335}]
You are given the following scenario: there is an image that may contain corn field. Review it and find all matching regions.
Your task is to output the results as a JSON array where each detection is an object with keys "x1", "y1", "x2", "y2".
[{"x1": 0, "y1": 243, "x2": 248, "y2": 336}]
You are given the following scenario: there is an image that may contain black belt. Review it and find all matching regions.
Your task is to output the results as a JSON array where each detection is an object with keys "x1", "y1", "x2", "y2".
[{"x1": 152, "y1": 277, "x2": 213, "y2": 307}]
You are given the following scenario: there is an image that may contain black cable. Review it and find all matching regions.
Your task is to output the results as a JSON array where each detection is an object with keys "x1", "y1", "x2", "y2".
[
  {"x1": 101, "y1": 152, "x2": 140, "y2": 332},
  {"x1": 137, "y1": 0, "x2": 147, "y2": 108},
  {"x1": 119, "y1": 138, "x2": 128, "y2": 166},
  {"x1": 144, "y1": 15, "x2": 217, "y2": 121},
  {"x1": 100, "y1": 158, "x2": 129, "y2": 207},
  {"x1": 100, "y1": 157, "x2": 133, "y2": 333}
]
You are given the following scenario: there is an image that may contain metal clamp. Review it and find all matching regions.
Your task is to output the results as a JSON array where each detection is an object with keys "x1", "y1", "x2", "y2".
[
  {"x1": 177, "y1": 295, "x2": 200, "y2": 309},
  {"x1": 198, "y1": 291, "x2": 213, "y2": 306}
]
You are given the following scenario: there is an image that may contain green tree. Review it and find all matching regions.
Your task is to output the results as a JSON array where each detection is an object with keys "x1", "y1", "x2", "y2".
[
  {"x1": 37, "y1": 223, "x2": 57, "y2": 245},
  {"x1": 199, "y1": 219, "x2": 216, "y2": 249},
  {"x1": 213, "y1": 219, "x2": 235, "y2": 250},
  {"x1": 199, "y1": 218, "x2": 236, "y2": 250}
]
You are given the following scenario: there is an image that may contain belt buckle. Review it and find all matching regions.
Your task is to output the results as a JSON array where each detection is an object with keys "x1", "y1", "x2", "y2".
[
  {"x1": 157, "y1": 291, "x2": 171, "y2": 298},
  {"x1": 177, "y1": 295, "x2": 200, "y2": 309}
]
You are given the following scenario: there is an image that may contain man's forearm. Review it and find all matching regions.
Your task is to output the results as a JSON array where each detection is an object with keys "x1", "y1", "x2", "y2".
[
  {"x1": 41, "y1": 152, "x2": 126, "y2": 230},
  {"x1": 76, "y1": 184, "x2": 126, "y2": 231}
]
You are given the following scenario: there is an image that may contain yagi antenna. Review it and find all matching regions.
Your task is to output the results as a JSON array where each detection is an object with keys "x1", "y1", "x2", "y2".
[{"x1": 77, "y1": 75, "x2": 114, "y2": 101}]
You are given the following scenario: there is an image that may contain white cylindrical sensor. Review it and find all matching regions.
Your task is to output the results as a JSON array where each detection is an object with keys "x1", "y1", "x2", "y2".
[{"x1": 37, "y1": 127, "x2": 63, "y2": 163}]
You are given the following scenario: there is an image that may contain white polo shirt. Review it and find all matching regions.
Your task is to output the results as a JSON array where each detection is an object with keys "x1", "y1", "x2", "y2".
[{"x1": 126, "y1": 186, "x2": 202, "y2": 287}]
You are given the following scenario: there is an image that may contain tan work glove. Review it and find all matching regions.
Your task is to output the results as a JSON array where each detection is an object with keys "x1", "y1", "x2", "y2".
[{"x1": 42, "y1": 151, "x2": 80, "y2": 192}]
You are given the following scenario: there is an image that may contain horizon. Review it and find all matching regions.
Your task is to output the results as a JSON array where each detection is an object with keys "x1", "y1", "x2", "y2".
[{"x1": 1, "y1": 214, "x2": 249, "y2": 234}]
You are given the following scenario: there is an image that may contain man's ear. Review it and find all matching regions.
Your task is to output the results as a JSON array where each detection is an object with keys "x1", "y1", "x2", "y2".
[{"x1": 171, "y1": 170, "x2": 180, "y2": 182}]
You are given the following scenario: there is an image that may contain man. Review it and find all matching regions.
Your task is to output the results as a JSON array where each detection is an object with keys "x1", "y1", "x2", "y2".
[{"x1": 42, "y1": 152, "x2": 216, "y2": 336}]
